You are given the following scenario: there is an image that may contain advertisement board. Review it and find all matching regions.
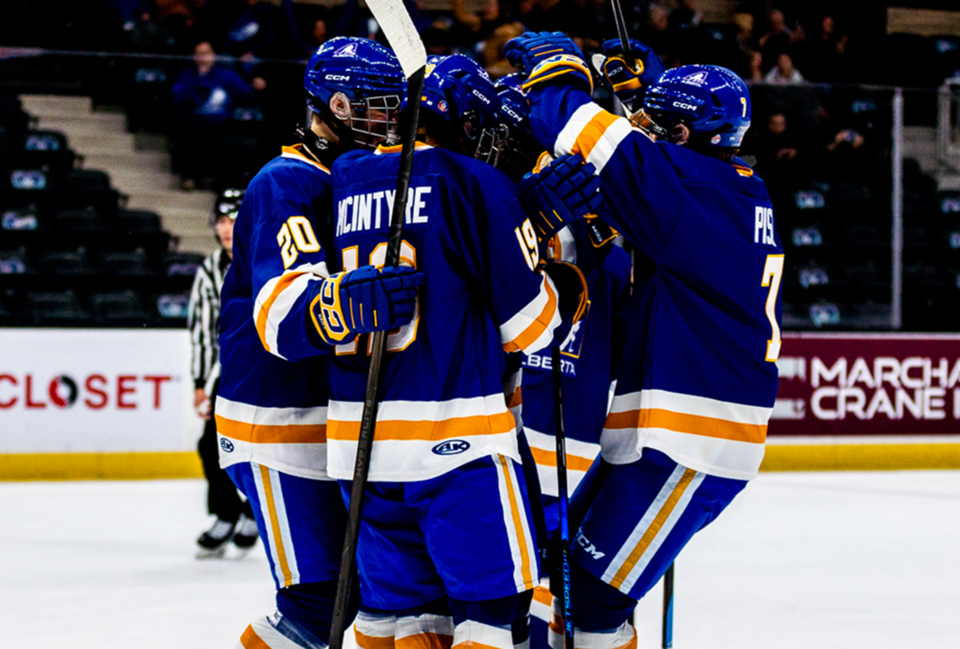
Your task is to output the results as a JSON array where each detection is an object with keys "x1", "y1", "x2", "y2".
[
  {"x1": 0, "y1": 329, "x2": 201, "y2": 454},
  {"x1": 772, "y1": 333, "x2": 960, "y2": 436}
]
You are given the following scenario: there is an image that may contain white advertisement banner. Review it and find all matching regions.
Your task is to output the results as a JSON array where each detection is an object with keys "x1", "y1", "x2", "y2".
[{"x1": 0, "y1": 329, "x2": 202, "y2": 453}]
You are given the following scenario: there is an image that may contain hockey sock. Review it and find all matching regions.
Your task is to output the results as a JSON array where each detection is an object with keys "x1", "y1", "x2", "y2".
[
  {"x1": 395, "y1": 598, "x2": 454, "y2": 649},
  {"x1": 449, "y1": 593, "x2": 523, "y2": 649},
  {"x1": 275, "y1": 580, "x2": 345, "y2": 646},
  {"x1": 568, "y1": 562, "x2": 635, "y2": 633}
]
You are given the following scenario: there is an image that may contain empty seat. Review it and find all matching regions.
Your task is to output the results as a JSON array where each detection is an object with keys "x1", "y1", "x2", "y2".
[
  {"x1": 89, "y1": 290, "x2": 149, "y2": 325},
  {"x1": 28, "y1": 290, "x2": 90, "y2": 326},
  {"x1": 99, "y1": 248, "x2": 151, "y2": 275},
  {"x1": 36, "y1": 249, "x2": 90, "y2": 275},
  {"x1": 156, "y1": 292, "x2": 190, "y2": 320},
  {"x1": 163, "y1": 252, "x2": 205, "y2": 277},
  {"x1": 114, "y1": 209, "x2": 161, "y2": 233},
  {"x1": 55, "y1": 208, "x2": 105, "y2": 232},
  {"x1": 0, "y1": 248, "x2": 28, "y2": 274},
  {"x1": 62, "y1": 168, "x2": 111, "y2": 191}
]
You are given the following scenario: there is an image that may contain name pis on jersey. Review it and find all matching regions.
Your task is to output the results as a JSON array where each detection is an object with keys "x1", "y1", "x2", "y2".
[{"x1": 336, "y1": 186, "x2": 432, "y2": 237}]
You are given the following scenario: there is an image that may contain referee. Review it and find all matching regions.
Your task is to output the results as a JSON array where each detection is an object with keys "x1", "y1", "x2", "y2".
[{"x1": 188, "y1": 188, "x2": 258, "y2": 558}]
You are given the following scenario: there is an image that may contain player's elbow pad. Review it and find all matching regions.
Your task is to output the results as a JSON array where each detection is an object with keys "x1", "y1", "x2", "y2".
[{"x1": 540, "y1": 260, "x2": 589, "y2": 345}]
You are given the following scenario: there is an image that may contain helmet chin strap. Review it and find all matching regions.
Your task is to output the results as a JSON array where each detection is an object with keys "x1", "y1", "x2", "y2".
[{"x1": 295, "y1": 122, "x2": 343, "y2": 169}]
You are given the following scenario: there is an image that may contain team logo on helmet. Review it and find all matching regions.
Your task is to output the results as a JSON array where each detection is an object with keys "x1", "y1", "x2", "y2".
[
  {"x1": 438, "y1": 100, "x2": 448, "y2": 113},
  {"x1": 681, "y1": 71, "x2": 708, "y2": 86},
  {"x1": 333, "y1": 42, "x2": 358, "y2": 58}
]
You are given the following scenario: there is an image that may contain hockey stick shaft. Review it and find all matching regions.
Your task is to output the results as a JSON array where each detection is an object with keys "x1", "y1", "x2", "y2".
[
  {"x1": 328, "y1": 5, "x2": 426, "y2": 648},
  {"x1": 662, "y1": 562, "x2": 674, "y2": 648},
  {"x1": 551, "y1": 346, "x2": 575, "y2": 649}
]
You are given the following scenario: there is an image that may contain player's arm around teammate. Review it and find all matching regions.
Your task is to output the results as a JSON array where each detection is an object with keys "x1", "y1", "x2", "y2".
[
  {"x1": 505, "y1": 33, "x2": 784, "y2": 647},
  {"x1": 215, "y1": 38, "x2": 419, "y2": 649}
]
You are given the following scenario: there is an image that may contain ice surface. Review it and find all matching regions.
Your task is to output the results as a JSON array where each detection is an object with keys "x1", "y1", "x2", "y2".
[{"x1": 1, "y1": 472, "x2": 959, "y2": 648}]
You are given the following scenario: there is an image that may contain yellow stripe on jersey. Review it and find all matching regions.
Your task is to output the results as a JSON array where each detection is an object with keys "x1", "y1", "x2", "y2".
[
  {"x1": 328, "y1": 411, "x2": 516, "y2": 442},
  {"x1": 499, "y1": 455, "x2": 535, "y2": 589},
  {"x1": 608, "y1": 468, "x2": 697, "y2": 591},
  {"x1": 215, "y1": 415, "x2": 327, "y2": 445},
  {"x1": 502, "y1": 278, "x2": 558, "y2": 353},
  {"x1": 256, "y1": 270, "x2": 309, "y2": 353},
  {"x1": 604, "y1": 407, "x2": 767, "y2": 444},
  {"x1": 240, "y1": 625, "x2": 270, "y2": 649},
  {"x1": 569, "y1": 109, "x2": 622, "y2": 162},
  {"x1": 281, "y1": 145, "x2": 330, "y2": 173},
  {"x1": 528, "y1": 445, "x2": 595, "y2": 472},
  {"x1": 259, "y1": 464, "x2": 294, "y2": 587}
]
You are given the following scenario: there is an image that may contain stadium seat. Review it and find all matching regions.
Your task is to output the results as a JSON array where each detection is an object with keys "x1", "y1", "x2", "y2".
[
  {"x1": 98, "y1": 248, "x2": 151, "y2": 275},
  {"x1": 89, "y1": 290, "x2": 150, "y2": 326},
  {"x1": 28, "y1": 290, "x2": 90, "y2": 326},
  {"x1": 113, "y1": 209, "x2": 161, "y2": 233},
  {"x1": 36, "y1": 249, "x2": 90, "y2": 275},
  {"x1": 1, "y1": 205, "x2": 40, "y2": 231},
  {"x1": 0, "y1": 248, "x2": 28, "y2": 275},
  {"x1": 54, "y1": 208, "x2": 105, "y2": 232},
  {"x1": 62, "y1": 168, "x2": 111, "y2": 192},
  {"x1": 163, "y1": 252, "x2": 205, "y2": 278},
  {"x1": 155, "y1": 292, "x2": 190, "y2": 321}
]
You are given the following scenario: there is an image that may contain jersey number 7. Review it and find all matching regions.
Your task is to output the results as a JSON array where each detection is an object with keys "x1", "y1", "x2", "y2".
[{"x1": 761, "y1": 254, "x2": 784, "y2": 363}]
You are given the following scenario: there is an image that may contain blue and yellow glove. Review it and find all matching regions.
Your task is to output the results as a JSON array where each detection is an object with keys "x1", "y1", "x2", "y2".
[
  {"x1": 598, "y1": 38, "x2": 666, "y2": 113},
  {"x1": 517, "y1": 153, "x2": 602, "y2": 240},
  {"x1": 310, "y1": 265, "x2": 424, "y2": 346},
  {"x1": 504, "y1": 32, "x2": 593, "y2": 94}
]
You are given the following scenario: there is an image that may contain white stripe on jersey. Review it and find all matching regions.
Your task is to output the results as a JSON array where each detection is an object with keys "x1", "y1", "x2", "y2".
[
  {"x1": 216, "y1": 396, "x2": 327, "y2": 426},
  {"x1": 499, "y1": 273, "x2": 561, "y2": 355}
]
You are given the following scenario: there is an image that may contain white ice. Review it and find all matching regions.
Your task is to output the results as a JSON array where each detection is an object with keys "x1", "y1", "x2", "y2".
[{"x1": 1, "y1": 471, "x2": 959, "y2": 648}]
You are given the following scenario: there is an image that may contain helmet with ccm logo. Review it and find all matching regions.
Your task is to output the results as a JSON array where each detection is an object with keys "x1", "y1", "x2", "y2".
[
  {"x1": 418, "y1": 54, "x2": 507, "y2": 162},
  {"x1": 642, "y1": 64, "x2": 751, "y2": 148},
  {"x1": 303, "y1": 37, "x2": 405, "y2": 148}
]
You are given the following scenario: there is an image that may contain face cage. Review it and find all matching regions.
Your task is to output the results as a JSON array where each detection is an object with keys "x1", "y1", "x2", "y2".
[
  {"x1": 630, "y1": 109, "x2": 668, "y2": 140},
  {"x1": 346, "y1": 94, "x2": 403, "y2": 148},
  {"x1": 474, "y1": 123, "x2": 511, "y2": 166}
]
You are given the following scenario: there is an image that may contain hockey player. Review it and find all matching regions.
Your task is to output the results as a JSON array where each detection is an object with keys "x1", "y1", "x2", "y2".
[
  {"x1": 316, "y1": 54, "x2": 593, "y2": 649},
  {"x1": 215, "y1": 37, "x2": 419, "y2": 649},
  {"x1": 505, "y1": 33, "x2": 783, "y2": 645}
]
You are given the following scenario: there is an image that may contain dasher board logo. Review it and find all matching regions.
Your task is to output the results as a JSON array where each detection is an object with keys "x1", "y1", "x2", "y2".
[{"x1": 0, "y1": 372, "x2": 173, "y2": 410}]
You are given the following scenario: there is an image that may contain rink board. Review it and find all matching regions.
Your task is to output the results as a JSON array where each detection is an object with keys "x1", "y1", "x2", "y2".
[{"x1": 2, "y1": 330, "x2": 960, "y2": 480}]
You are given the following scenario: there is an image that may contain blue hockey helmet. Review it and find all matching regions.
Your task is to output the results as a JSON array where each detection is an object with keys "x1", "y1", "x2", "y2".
[
  {"x1": 419, "y1": 55, "x2": 507, "y2": 162},
  {"x1": 491, "y1": 73, "x2": 543, "y2": 181},
  {"x1": 304, "y1": 37, "x2": 405, "y2": 148},
  {"x1": 641, "y1": 64, "x2": 751, "y2": 148}
]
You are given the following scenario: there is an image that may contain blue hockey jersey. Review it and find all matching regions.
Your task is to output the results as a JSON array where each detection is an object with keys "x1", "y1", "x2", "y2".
[
  {"x1": 216, "y1": 144, "x2": 333, "y2": 480},
  {"x1": 521, "y1": 224, "x2": 632, "y2": 497},
  {"x1": 326, "y1": 143, "x2": 565, "y2": 482},
  {"x1": 528, "y1": 86, "x2": 783, "y2": 480}
]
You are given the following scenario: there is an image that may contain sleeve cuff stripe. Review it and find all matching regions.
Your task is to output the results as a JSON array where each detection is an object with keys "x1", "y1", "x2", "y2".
[
  {"x1": 501, "y1": 275, "x2": 559, "y2": 353},
  {"x1": 254, "y1": 271, "x2": 308, "y2": 354}
]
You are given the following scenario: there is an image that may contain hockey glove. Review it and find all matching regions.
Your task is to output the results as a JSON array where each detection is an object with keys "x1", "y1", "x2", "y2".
[
  {"x1": 310, "y1": 265, "x2": 424, "y2": 346},
  {"x1": 517, "y1": 153, "x2": 602, "y2": 241},
  {"x1": 503, "y1": 32, "x2": 593, "y2": 94},
  {"x1": 597, "y1": 38, "x2": 666, "y2": 113}
]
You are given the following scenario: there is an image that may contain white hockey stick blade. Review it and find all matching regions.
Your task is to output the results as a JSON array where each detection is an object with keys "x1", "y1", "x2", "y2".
[{"x1": 367, "y1": 0, "x2": 427, "y2": 78}]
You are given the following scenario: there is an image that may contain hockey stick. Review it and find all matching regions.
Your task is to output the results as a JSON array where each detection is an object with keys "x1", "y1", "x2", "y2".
[
  {"x1": 328, "y1": 5, "x2": 426, "y2": 649},
  {"x1": 662, "y1": 563, "x2": 674, "y2": 648},
  {"x1": 550, "y1": 346, "x2": 575, "y2": 649}
]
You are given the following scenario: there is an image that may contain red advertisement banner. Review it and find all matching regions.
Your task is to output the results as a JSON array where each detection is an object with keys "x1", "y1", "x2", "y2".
[{"x1": 771, "y1": 333, "x2": 960, "y2": 436}]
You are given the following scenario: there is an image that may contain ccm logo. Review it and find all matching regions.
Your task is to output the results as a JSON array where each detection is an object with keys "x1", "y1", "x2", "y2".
[
  {"x1": 672, "y1": 101, "x2": 697, "y2": 111},
  {"x1": 432, "y1": 440, "x2": 470, "y2": 455},
  {"x1": 325, "y1": 74, "x2": 350, "y2": 81}
]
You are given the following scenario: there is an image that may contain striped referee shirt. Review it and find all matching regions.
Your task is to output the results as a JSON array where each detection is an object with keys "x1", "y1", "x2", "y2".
[{"x1": 188, "y1": 247, "x2": 231, "y2": 393}]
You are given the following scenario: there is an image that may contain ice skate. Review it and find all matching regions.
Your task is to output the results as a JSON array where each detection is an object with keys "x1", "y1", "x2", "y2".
[
  {"x1": 230, "y1": 512, "x2": 259, "y2": 559},
  {"x1": 195, "y1": 518, "x2": 236, "y2": 559}
]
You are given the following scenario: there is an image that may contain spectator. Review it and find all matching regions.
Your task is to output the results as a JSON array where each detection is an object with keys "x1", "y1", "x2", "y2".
[
  {"x1": 752, "y1": 112, "x2": 801, "y2": 188},
  {"x1": 171, "y1": 40, "x2": 258, "y2": 188},
  {"x1": 800, "y1": 14, "x2": 850, "y2": 83},
  {"x1": 669, "y1": 0, "x2": 701, "y2": 32},
  {"x1": 764, "y1": 52, "x2": 804, "y2": 84},
  {"x1": 188, "y1": 189, "x2": 258, "y2": 559},
  {"x1": 309, "y1": 17, "x2": 329, "y2": 49},
  {"x1": 758, "y1": 8, "x2": 792, "y2": 71},
  {"x1": 482, "y1": 22, "x2": 525, "y2": 78}
]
